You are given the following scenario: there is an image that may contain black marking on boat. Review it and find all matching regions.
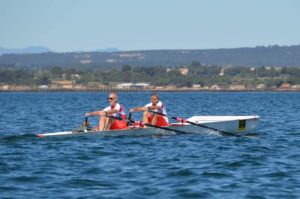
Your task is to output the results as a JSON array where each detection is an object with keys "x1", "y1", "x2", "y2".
[{"x1": 239, "y1": 120, "x2": 246, "y2": 130}]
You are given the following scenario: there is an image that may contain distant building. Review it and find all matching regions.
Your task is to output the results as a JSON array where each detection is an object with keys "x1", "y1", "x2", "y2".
[
  {"x1": 164, "y1": 85, "x2": 177, "y2": 90},
  {"x1": 219, "y1": 68, "x2": 225, "y2": 76},
  {"x1": 166, "y1": 68, "x2": 172, "y2": 73},
  {"x1": 291, "y1": 85, "x2": 300, "y2": 90},
  {"x1": 116, "y1": 83, "x2": 134, "y2": 89},
  {"x1": 80, "y1": 59, "x2": 92, "y2": 64},
  {"x1": 180, "y1": 87, "x2": 190, "y2": 90},
  {"x1": 74, "y1": 84, "x2": 85, "y2": 90},
  {"x1": 192, "y1": 84, "x2": 201, "y2": 89},
  {"x1": 106, "y1": 59, "x2": 117, "y2": 63},
  {"x1": 179, "y1": 67, "x2": 189, "y2": 75},
  {"x1": 202, "y1": 86, "x2": 210, "y2": 90},
  {"x1": 278, "y1": 83, "x2": 291, "y2": 90},
  {"x1": 13, "y1": 85, "x2": 31, "y2": 91},
  {"x1": 134, "y1": 83, "x2": 150, "y2": 89},
  {"x1": 256, "y1": 84, "x2": 267, "y2": 89},
  {"x1": 0, "y1": 85, "x2": 10, "y2": 90},
  {"x1": 211, "y1": 84, "x2": 221, "y2": 90},
  {"x1": 71, "y1": 74, "x2": 81, "y2": 79},
  {"x1": 98, "y1": 84, "x2": 107, "y2": 89},
  {"x1": 38, "y1": 85, "x2": 49, "y2": 89},
  {"x1": 0, "y1": 85, "x2": 32, "y2": 91},
  {"x1": 265, "y1": 66, "x2": 272, "y2": 70},
  {"x1": 87, "y1": 82, "x2": 102, "y2": 86},
  {"x1": 116, "y1": 83, "x2": 150, "y2": 89},
  {"x1": 229, "y1": 84, "x2": 246, "y2": 90},
  {"x1": 155, "y1": 86, "x2": 164, "y2": 90},
  {"x1": 51, "y1": 80, "x2": 75, "y2": 89}
]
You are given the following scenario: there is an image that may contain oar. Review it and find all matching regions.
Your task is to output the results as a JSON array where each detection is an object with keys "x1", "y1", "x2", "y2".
[
  {"x1": 106, "y1": 115, "x2": 193, "y2": 135},
  {"x1": 127, "y1": 112, "x2": 132, "y2": 126},
  {"x1": 84, "y1": 117, "x2": 89, "y2": 127},
  {"x1": 149, "y1": 110, "x2": 241, "y2": 137}
]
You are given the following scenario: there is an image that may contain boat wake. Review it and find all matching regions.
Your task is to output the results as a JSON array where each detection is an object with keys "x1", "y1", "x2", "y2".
[
  {"x1": 243, "y1": 133, "x2": 260, "y2": 138},
  {"x1": 195, "y1": 129, "x2": 259, "y2": 138},
  {"x1": 193, "y1": 129, "x2": 223, "y2": 137}
]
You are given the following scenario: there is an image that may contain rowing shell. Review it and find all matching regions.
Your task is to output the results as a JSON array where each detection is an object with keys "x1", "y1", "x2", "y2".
[{"x1": 37, "y1": 115, "x2": 259, "y2": 138}]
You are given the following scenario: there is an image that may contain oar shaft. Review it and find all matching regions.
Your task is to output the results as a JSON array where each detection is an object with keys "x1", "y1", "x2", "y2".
[
  {"x1": 127, "y1": 112, "x2": 132, "y2": 126},
  {"x1": 85, "y1": 117, "x2": 89, "y2": 126},
  {"x1": 185, "y1": 120, "x2": 240, "y2": 137}
]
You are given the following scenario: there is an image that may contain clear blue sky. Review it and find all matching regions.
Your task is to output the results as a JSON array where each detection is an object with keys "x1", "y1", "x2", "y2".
[{"x1": 1, "y1": 0, "x2": 300, "y2": 52}]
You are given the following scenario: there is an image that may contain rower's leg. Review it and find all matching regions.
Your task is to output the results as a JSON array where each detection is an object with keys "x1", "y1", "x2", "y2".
[
  {"x1": 104, "y1": 118, "x2": 114, "y2": 130},
  {"x1": 151, "y1": 114, "x2": 158, "y2": 125},
  {"x1": 143, "y1": 111, "x2": 149, "y2": 128},
  {"x1": 99, "y1": 116, "x2": 107, "y2": 131}
]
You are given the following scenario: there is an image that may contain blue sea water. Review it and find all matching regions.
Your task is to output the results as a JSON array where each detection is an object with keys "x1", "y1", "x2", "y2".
[{"x1": 0, "y1": 91, "x2": 300, "y2": 198}]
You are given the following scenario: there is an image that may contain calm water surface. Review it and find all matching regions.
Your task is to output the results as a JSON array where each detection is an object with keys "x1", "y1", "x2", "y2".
[{"x1": 0, "y1": 92, "x2": 299, "y2": 198}]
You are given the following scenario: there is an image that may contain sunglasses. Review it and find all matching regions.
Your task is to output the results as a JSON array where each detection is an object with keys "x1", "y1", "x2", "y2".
[{"x1": 108, "y1": 97, "x2": 115, "y2": 100}]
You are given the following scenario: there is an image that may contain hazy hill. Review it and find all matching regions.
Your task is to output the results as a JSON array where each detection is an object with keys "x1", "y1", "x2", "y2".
[
  {"x1": 1, "y1": 45, "x2": 300, "y2": 68},
  {"x1": 95, "y1": 48, "x2": 120, "y2": 52},
  {"x1": 0, "y1": 46, "x2": 51, "y2": 55}
]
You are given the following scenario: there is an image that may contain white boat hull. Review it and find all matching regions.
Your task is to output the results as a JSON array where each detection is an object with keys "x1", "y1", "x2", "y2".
[
  {"x1": 187, "y1": 115, "x2": 259, "y2": 134},
  {"x1": 37, "y1": 127, "x2": 176, "y2": 138},
  {"x1": 37, "y1": 115, "x2": 259, "y2": 138}
]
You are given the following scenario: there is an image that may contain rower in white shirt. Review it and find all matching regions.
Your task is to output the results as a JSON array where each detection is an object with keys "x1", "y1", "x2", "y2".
[
  {"x1": 130, "y1": 93, "x2": 169, "y2": 127},
  {"x1": 85, "y1": 92, "x2": 127, "y2": 131}
]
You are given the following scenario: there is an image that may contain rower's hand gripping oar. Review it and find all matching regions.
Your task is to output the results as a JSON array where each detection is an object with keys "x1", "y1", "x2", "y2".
[
  {"x1": 149, "y1": 110, "x2": 241, "y2": 137},
  {"x1": 84, "y1": 117, "x2": 92, "y2": 130},
  {"x1": 72, "y1": 117, "x2": 92, "y2": 132},
  {"x1": 84, "y1": 117, "x2": 89, "y2": 127},
  {"x1": 106, "y1": 114, "x2": 193, "y2": 135}
]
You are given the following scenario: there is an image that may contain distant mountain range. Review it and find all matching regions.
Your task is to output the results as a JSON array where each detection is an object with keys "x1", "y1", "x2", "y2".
[
  {"x1": 95, "y1": 48, "x2": 120, "y2": 52},
  {"x1": 1, "y1": 45, "x2": 300, "y2": 68},
  {"x1": 0, "y1": 46, "x2": 120, "y2": 55},
  {"x1": 0, "y1": 46, "x2": 52, "y2": 55}
]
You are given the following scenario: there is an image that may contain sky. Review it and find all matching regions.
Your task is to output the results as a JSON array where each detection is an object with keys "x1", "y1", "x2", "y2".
[{"x1": 1, "y1": 0, "x2": 300, "y2": 52}]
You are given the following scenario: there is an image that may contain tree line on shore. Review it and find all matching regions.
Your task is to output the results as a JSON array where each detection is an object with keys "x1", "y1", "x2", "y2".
[{"x1": 1, "y1": 62, "x2": 300, "y2": 88}]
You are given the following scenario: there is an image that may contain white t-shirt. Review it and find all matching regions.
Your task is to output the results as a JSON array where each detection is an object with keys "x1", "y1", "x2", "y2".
[
  {"x1": 103, "y1": 103, "x2": 126, "y2": 117},
  {"x1": 145, "y1": 100, "x2": 168, "y2": 123}
]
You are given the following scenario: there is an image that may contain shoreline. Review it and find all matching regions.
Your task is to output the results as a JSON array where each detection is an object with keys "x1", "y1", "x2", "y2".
[{"x1": 1, "y1": 88, "x2": 300, "y2": 92}]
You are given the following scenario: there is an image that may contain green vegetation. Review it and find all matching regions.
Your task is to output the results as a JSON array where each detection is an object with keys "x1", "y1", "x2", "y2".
[{"x1": 1, "y1": 63, "x2": 300, "y2": 88}]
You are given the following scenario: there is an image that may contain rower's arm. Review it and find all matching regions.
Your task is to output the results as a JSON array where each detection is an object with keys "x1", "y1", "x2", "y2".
[
  {"x1": 148, "y1": 105, "x2": 161, "y2": 110},
  {"x1": 130, "y1": 107, "x2": 148, "y2": 112},
  {"x1": 130, "y1": 105, "x2": 161, "y2": 112},
  {"x1": 85, "y1": 110, "x2": 105, "y2": 117},
  {"x1": 105, "y1": 109, "x2": 118, "y2": 115}
]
